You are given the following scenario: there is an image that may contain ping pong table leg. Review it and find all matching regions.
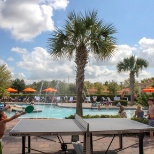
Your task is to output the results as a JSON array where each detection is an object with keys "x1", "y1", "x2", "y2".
[
  {"x1": 22, "y1": 136, "x2": 26, "y2": 154},
  {"x1": 85, "y1": 133, "x2": 92, "y2": 154},
  {"x1": 138, "y1": 133, "x2": 144, "y2": 154},
  {"x1": 119, "y1": 134, "x2": 123, "y2": 149},
  {"x1": 28, "y1": 136, "x2": 31, "y2": 153},
  {"x1": 90, "y1": 133, "x2": 93, "y2": 153}
]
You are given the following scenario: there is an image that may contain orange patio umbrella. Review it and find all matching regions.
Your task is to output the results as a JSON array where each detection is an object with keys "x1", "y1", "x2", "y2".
[
  {"x1": 141, "y1": 87, "x2": 154, "y2": 93},
  {"x1": 42, "y1": 88, "x2": 57, "y2": 92},
  {"x1": 22, "y1": 87, "x2": 36, "y2": 92},
  {"x1": 6, "y1": 88, "x2": 17, "y2": 93}
]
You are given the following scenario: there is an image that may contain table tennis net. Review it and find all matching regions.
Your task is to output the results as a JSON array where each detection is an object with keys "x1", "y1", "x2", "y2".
[{"x1": 75, "y1": 114, "x2": 89, "y2": 131}]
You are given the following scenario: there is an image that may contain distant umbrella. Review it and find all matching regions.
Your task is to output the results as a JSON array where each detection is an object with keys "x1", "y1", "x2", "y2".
[
  {"x1": 141, "y1": 87, "x2": 154, "y2": 93},
  {"x1": 6, "y1": 88, "x2": 17, "y2": 93},
  {"x1": 42, "y1": 88, "x2": 57, "y2": 92},
  {"x1": 22, "y1": 87, "x2": 36, "y2": 92}
]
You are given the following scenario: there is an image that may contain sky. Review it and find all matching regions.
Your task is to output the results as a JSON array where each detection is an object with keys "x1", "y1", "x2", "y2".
[{"x1": 0, "y1": 0, "x2": 154, "y2": 85}]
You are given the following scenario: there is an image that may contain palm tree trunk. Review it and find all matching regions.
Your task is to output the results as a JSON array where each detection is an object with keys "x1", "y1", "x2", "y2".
[
  {"x1": 130, "y1": 71, "x2": 135, "y2": 105},
  {"x1": 75, "y1": 45, "x2": 88, "y2": 116}
]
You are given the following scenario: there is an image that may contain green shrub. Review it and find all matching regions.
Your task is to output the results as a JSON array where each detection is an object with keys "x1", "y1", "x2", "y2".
[
  {"x1": 136, "y1": 93, "x2": 149, "y2": 108},
  {"x1": 131, "y1": 117, "x2": 148, "y2": 124},
  {"x1": 65, "y1": 114, "x2": 148, "y2": 125},
  {"x1": 65, "y1": 115, "x2": 75, "y2": 119},
  {"x1": 65, "y1": 114, "x2": 122, "y2": 119},
  {"x1": 112, "y1": 100, "x2": 128, "y2": 106}
]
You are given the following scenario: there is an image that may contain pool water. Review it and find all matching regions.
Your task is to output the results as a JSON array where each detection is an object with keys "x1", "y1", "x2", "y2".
[{"x1": 6, "y1": 104, "x2": 142, "y2": 119}]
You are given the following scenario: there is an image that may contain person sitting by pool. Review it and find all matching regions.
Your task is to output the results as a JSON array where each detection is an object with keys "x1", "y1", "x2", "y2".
[
  {"x1": 91, "y1": 96, "x2": 97, "y2": 108},
  {"x1": 144, "y1": 97, "x2": 154, "y2": 140},
  {"x1": 98, "y1": 104, "x2": 101, "y2": 110},
  {"x1": 134, "y1": 105, "x2": 144, "y2": 119},
  {"x1": 0, "y1": 104, "x2": 12, "y2": 112},
  {"x1": 118, "y1": 105, "x2": 127, "y2": 118},
  {"x1": 0, "y1": 104, "x2": 4, "y2": 111},
  {"x1": 92, "y1": 96, "x2": 97, "y2": 103}
]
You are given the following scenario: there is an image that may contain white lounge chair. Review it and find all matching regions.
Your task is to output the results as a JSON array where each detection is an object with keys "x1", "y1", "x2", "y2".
[
  {"x1": 56, "y1": 96, "x2": 61, "y2": 102},
  {"x1": 35, "y1": 96, "x2": 40, "y2": 102},
  {"x1": 107, "y1": 97, "x2": 113, "y2": 102},
  {"x1": 106, "y1": 97, "x2": 113, "y2": 105},
  {"x1": 85, "y1": 97, "x2": 91, "y2": 103},
  {"x1": 102, "y1": 97, "x2": 107, "y2": 101},
  {"x1": 68, "y1": 96, "x2": 73, "y2": 103}
]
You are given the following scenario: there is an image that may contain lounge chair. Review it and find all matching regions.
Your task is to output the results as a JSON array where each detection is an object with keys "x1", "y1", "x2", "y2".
[
  {"x1": 107, "y1": 97, "x2": 113, "y2": 102},
  {"x1": 56, "y1": 96, "x2": 61, "y2": 102},
  {"x1": 106, "y1": 97, "x2": 113, "y2": 105},
  {"x1": 100, "y1": 97, "x2": 107, "y2": 105},
  {"x1": 91, "y1": 102, "x2": 97, "y2": 107},
  {"x1": 35, "y1": 96, "x2": 40, "y2": 102},
  {"x1": 102, "y1": 97, "x2": 107, "y2": 101},
  {"x1": 116, "y1": 102, "x2": 121, "y2": 107},
  {"x1": 64, "y1": 96, "x2": 68, "y2": 103},
  {"x1": 68, "y1": 96, "x2": 73, "y2": 103},
  {"x1": 85, "y1": 97, "x2": 91, "y2": 103}
]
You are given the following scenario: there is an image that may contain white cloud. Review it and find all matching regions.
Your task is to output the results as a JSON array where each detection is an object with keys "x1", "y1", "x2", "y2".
[
  {"x1": 137, "y1": 37, "x2": 154, "y2": 67},
  {"x1": 5, "y1": 38, "x2": 154, "y2": 84},
  {"x1": 136, "y1": 70, "x2": 152, "y2": 81},
  {"x1": 14, "y1": 47, "x2": 75, "y2": 82},
  {"x1": 0, "y1": 59, "x2": 5, "y2": 65},
  {"x1": 13, "y1": 72, "x2": 31, "y2": 83},
  {"x1": 88, "y1": 44, "x2": 136, "y2": 67},
  {"x1": 7, "y1": 57, "x2": 14, "y2": 61},
  {"x1": 9, "y1": 46, "x2": 133, "y2": 84},
  {"x1": 13, "y1": 72, "x2": 26, "y2": 79},
  {"x1": 50, "y1": 0, "x2": 69, "y2": 9},
  {"x1": 0, "y1": 0, "x2": 69, "y2": 41},
  {"x1": 11, "y1": 47, "x2": 28, "y2": 54}
]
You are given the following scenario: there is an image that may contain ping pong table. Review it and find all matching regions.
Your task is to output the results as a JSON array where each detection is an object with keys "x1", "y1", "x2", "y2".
[
  {"x1": 9, "y1": 115, "x2": 154, "y2": 154},
  {"x1": 9, "y1": 115, "x2": 89, "y2": 154},
  {"x1": 85, "y1": 118, "x2": 154, "y2": 154}
]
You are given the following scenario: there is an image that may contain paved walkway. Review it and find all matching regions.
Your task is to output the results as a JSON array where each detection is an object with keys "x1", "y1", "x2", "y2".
[
  {"x1": 2, "y1": 118, "x2": 154, "y2": 154},
  {"x1": 1, "y1": 102, "x2": 154, "y2": 154}
]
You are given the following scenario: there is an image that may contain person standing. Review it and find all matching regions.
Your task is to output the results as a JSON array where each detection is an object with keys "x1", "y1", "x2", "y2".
[
  {"x1": 0, "y1": 109, "x2": 26, "y2": 154},
  {"x1": 146, "y1": 97, "x2": 154, "y2": 140}
]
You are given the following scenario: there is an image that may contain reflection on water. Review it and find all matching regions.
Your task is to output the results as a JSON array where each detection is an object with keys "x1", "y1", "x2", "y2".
[{"x1": 6, "y1": 104, "x2": 145, "y2": 119}]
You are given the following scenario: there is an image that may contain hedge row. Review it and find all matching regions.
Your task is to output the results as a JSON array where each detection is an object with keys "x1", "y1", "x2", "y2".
[{"x1": 65, "y1": 114, "x2": 148, "y2": 125}]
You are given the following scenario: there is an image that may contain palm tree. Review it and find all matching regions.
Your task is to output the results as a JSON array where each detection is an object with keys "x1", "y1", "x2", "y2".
[
  {"x1": 117, "y1": 55, "x2": 148, "y2": 105},
  {"x1": 48, "y1": 11, "x2": 117, "y2": 116}
]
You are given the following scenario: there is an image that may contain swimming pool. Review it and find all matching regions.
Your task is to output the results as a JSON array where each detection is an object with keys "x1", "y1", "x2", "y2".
[{"x1": 6, "y1": 104, "x2": 144, "y2": 119}]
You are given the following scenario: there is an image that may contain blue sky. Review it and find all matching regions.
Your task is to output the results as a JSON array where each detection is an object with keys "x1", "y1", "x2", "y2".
[{"x1": 0, "y1": 0, "x2": 154, "y2": 84}]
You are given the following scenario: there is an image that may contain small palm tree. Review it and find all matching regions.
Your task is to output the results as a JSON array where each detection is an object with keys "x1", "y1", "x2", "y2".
[
  {"x1": 48, "y1": 11, "x2": 117, "y2": 116},
  {"x1": 117, "y1": 55, "x2": 148, "y2": 105}
]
